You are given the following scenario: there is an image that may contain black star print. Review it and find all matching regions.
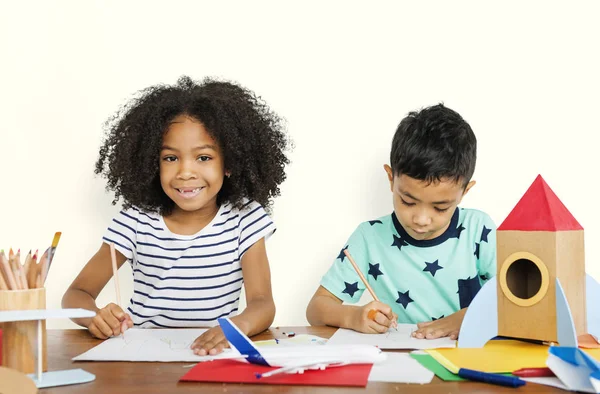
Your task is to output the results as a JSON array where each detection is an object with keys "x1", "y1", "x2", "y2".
[
  {"x1": 368, "y1": 220, "x2": 383, "y2": 226},
  {"x1": 342, "y1": 281, "x2": 359, "y2": 298},
  {"x1": 337, "y1": 245, "x2": 349, "y2": 262},
  {"x1": 432, "y1": 315, "x2": 445, "y2": 321},
  {"x1": 454, "y1": 223, "x2": 466, "y2": 239},
  {"x1": 457, "y1": 276, "x2": 482, "y2": 309},
  {"x1": 474, "y1": 243, "x2": 480, "y2": 259},
  {"x1": 368, "y1": 263, "x2": 384, "y2": 280},
  {"x1": 480, "y1": 226, "x2": 491, "y2": 243},
  {"x1": 391, "y1": 234, "x2": 409, "y2": 251},
  {"x1": 396, "y1": 290, "x2": 414, "y2": 309},
  {"x1": 423, "y1": 260, "x2": 444, "y2": 277}
]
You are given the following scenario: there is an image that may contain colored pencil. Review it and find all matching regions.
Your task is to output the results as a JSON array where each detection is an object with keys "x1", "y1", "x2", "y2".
[
  {"x1": 18, "y1": 250, "x2": 29, "y2": 289},
  {"x1": 0, "y1": 250, "x2": 18, "y2": 290},
  {"x1": 22, "y1": 250, "x2": 32, "y2": 288},
  {"x1": 8, "y1": 249, "x2": 21, "y2": 289},
  {"x1": 43, "y1": 232, "x2": 62, "y2": 283},
  {"x1": 27, "y1": 250, "x2": 39, "y2": 289},
  {"x1": 39, "y1": 248, "x2": 50, "y2": 286},
  {"x1": 343, "y1": 249, "x2": 398, "y2": 330},
  {"x1": 109, "y1": 242, "x2": 125, "y2": 337},
  {"x1": 0, "y1": 264, "x2": 8, "y2": 290},
  {"x1": 109, "y1": 243, "x2": 122, "y2": 308}
]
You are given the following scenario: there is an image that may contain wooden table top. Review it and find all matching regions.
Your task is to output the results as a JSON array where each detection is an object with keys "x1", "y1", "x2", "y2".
[{"x1": 43, "y1": 326, "x2": 559, "y2": 393}]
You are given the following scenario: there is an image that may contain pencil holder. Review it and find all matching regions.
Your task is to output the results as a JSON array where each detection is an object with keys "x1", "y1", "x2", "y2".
[{"x1": 0, "y1": 287, "x2": 47, "y2": 373}]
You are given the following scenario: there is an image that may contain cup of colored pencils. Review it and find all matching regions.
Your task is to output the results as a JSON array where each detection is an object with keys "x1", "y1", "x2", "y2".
[{"x1": 0, "y1": 232, "x2": 61, "y2": 373}]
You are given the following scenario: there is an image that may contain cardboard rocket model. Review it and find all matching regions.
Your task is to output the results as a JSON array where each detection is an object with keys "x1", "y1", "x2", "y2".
[{"x1": 458, "y1": 175, "x2": 600, "y2": 348}]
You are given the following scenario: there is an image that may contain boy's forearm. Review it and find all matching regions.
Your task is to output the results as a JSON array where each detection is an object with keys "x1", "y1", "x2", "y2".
[
  {"x1": 307, "y1": 295, "x2": 358, "y2": 330},
  {"x1": 231, "y1": 296, "x2": 275, "y2": 337},
  {"x1": 62, "y1": 288, "x2": 100, "y2": 328}
]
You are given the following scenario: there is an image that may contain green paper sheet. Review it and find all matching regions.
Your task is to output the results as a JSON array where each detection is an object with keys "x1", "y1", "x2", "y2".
[
  {"x1": 410, "y1": 353, "x2": 465, "y2": 381},
  {"x1": 410, "y1": 353, "x2": 514, "y2": 382}
]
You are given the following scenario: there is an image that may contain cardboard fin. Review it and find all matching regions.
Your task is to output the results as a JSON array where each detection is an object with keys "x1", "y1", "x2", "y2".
[
  {"x1": 587, "y1": 274, "x2": 600, "y2": 340},
  {"x1": 457, "y1": 278, "x2": 498, "y2": 348},
  {"x1": 556, "y1": 278, "x2": 578, "y2": 347}
]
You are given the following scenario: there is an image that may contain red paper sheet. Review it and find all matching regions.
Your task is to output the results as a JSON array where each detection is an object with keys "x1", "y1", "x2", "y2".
[{"x1": 180, "y1": 359, "x2": 372, "y2": 387}]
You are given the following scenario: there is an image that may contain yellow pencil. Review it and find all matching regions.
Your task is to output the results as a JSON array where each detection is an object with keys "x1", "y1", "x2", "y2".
[{"x1": 343, "y1": 249, "x2": 398, "y2": 330}]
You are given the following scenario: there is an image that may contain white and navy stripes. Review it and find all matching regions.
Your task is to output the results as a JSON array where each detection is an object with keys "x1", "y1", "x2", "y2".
[{"x1": 102, "y1": 200, "x2": 275, "y2": 328}]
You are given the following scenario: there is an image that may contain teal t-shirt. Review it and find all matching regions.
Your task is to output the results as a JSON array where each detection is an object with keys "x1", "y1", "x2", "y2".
[{"x1": 320, "y1": 207, "x2": 497, "y2": 323}]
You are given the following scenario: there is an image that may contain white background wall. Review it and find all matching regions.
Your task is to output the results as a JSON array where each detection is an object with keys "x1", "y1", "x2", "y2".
[{"x1": 1, "y1": 1, "x2": 599, "y2": 329}]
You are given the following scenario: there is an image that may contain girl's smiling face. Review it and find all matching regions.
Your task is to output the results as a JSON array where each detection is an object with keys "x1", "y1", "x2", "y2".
[{"x1": 159, "y1": 115, "x2": 226, "y2": 216}]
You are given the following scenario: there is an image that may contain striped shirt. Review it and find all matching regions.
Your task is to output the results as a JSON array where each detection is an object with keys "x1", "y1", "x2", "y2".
[{"x1": 102, "y1": 200, "x2": 275, "y2": 328}]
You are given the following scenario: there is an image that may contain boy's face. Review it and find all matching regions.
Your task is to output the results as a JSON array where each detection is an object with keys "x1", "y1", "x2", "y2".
[
  {"x1": 160, "y1": 115, "x2": 226, "y2": 215},
  {"x1": 384, "y1": 165, "x2": 474, "y2": 241}
]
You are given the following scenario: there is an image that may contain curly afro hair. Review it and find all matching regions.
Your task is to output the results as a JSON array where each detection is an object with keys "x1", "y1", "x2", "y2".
[{"x1": 95, "y1": 76, "x2": 290, "y2": 215}]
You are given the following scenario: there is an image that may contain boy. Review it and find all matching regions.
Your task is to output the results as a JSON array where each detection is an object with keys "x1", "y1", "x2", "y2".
[{"x1": 306, "y1": 104, "x2": 496, "y2": 340}]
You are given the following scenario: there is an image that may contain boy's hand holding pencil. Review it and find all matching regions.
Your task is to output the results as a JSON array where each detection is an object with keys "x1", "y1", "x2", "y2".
[
  {"x1": 343, "y1": 249, "x2": 399, "y2": 333},
  {"x1": 351, "y1": 301, "x2": 398, "y2": 334}
]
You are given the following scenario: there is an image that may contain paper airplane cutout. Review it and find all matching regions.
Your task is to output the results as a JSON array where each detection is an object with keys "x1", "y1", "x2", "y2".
[
  {"x1": 218, "y1": 317, "x2": 386, "y2": 378},
  {"x1": 547, "y1": 347, "x2": 600, "y2": 393}
]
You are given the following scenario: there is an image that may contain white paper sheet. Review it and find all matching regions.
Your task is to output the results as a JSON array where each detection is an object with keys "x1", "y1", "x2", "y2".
[
  {"x1": 368, "y1": 352, "x2": 434, "y2": 384},
  {"x1": 72, "y1": 328, "x2": 240, "y2": 362},
  {"x1": 326, "y1": 325, "x2": 456, "y2": 349}
]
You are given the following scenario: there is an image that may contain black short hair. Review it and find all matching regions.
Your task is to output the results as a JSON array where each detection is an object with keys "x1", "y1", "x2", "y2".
[
  {"x1": 390, "y1": 103, "x2": 476, "y2": 186},
  {"x1": 95, "y1": 76, "x2": 290, "y2": 214}
]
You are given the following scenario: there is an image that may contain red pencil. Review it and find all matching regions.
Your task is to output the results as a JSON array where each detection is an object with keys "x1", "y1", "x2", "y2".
[{"x1": 512, "y1": 367, "x2": 555, "y2": 377}]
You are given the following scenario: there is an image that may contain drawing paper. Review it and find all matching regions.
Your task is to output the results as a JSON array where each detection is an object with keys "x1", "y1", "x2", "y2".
[{"x1": 326, "y1": 324, "x2": 456, "y2": 349}]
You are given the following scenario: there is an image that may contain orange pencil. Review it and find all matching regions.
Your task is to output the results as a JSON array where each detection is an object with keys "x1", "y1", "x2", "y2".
[
  {"x1": 343, "y1": 249, "x2": 398, "y2": 330},
  {"x1": 0, "y1": 250, "x2": 18, "y2": 290}
]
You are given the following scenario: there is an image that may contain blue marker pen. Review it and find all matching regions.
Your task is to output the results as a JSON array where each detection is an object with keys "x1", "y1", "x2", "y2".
[{"x1": 458, "y1": 368, "x2": 526, "y2": 388}]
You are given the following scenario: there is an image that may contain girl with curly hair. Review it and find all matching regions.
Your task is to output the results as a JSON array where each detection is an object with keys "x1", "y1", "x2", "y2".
[{"x1": 63, "y1": 76, "x2": 290, "y2": 355}]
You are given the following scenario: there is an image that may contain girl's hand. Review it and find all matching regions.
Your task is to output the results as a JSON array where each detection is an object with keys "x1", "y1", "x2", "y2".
[
  {"x1": 191, "y1": 326, "x2": 230, "y2": 355},
  {"x1": 88, "y1": 303, "x2": 133, "y2": 339},
  {"x1": 411, "y1": 308, "x2": 466, "y2": 340},
  {"x1": 351, "y1": 301, "x2": 398, "y2": 334}
]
